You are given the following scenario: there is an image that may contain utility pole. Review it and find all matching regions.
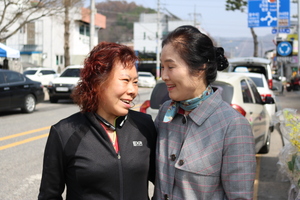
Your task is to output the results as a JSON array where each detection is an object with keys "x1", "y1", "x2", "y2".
[
  {"x1": 188, "y1": 6, "x2": 201, "y2": 28},
  {"x1": 156, "y1": 0, "x2": 161, "y2": 79},
  {"x1": 192, "y1": 6, "x2": 201, "y2": 27},
  {"x1": 90, "y1": 0, "x2": 95, "y2": 51}
]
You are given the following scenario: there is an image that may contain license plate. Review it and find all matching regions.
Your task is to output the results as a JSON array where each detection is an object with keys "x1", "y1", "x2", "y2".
[{"x1": 56, "y1": 87, "x2": 69, "y2": 92}]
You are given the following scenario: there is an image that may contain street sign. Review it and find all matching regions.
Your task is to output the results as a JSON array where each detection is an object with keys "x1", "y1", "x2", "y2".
[
  {"x1": 248, "y1": 0, "x2": 290, "y2": 28},
  {"x1": 278, "y1": 0, "x2": 290, "y2": 27},
  {"x1": 277, "y1": 41, "x2": 293, "y2": 57},
  {"x1": 272, "y1": 28, "x2": 290, "y2": 34}
]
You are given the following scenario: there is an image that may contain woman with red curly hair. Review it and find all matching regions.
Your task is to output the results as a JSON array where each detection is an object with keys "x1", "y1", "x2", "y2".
[{"x1": 38, "y1": 42, "x2": 157, "y2": 200}]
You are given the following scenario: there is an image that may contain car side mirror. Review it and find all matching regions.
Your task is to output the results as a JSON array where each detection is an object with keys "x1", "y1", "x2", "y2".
[
  {"x1": 38, "y1": 73, "x2": 43, "y2": 76},
  {"x1": 264, "y1": 96, "x2": 275, "y2": 104}
]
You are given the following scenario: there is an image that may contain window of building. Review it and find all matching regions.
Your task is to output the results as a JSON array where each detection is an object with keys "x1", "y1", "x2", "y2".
[
  {"x1": 56, "y1": 55, "x2": 64, "y2": 65},
  {"x1": 60, "y1": 55, "x2": 64, "y2": 65},
  {"x1": 79, "y1": 24, "x2": 90, "y2": 36},
  {"x1": 20, "y1": 26, "x2": 25, "y2": 34},
  {"x1": 27, "y1": 22, "x2": 35, "y2": 44}
]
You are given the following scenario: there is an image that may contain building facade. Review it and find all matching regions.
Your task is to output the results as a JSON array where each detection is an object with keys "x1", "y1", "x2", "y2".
[
  {"x1": 5, "y1": 7, "x2": 106, "y2": 73},
  {"x1": 133, "y1": 13, "x2": 206, "y2": 54}
]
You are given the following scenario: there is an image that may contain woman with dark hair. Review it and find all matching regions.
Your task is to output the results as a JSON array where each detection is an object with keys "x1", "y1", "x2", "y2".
[
  {"x1": 38, "y1": 42, "x2": 156, "y2": 200},
  {"x1": 153, "y1": 25, "x2": 256, "y2": 200}
]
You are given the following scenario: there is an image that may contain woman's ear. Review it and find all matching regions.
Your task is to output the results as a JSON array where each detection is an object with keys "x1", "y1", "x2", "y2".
[{"x1": 197, "y1": 64, "x2": 206, "y2": 77}]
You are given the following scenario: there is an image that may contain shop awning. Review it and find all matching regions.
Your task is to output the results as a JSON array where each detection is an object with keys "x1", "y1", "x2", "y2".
[{"x1": 0, "y1": 43, "x2": 20, "y2": 58}]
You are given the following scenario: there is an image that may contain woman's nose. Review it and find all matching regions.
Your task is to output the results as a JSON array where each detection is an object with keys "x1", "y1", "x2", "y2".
[
  {"x1": 128, "y1": 82, "x2": 138, "y2": 96},
  {"x1": 161, "y1": 69, "x2": 168, "y2": 81}
]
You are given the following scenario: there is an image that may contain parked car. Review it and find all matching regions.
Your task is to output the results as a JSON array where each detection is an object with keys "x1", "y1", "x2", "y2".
[
  {"x1": 23, "y1": 67, "x2": 59, "y2": 87},
  {"x1": 0, "y1": 69, "x2": 45, "y2": 113},
  {"x1": 140, "y1": 72, "x2": 275, "y2": 154},
  {"x1": 236, "y1": 72, "x2": 277, "y2": 131},
  {"x1": 47, "y1": 65, "x2": 83, "y2": 103},
  {"x1": 138, "y1": 71, "x2": 156, "y2": 87},
  {"x1": 272, "y1": 74, "x2": 285, "y2": 94},
  {"x1": 227, "y1": 57, "x2": 274, "y2": 91},
  {"x1": 286, "y1": 74, "x2": 300, "y2": 92}
]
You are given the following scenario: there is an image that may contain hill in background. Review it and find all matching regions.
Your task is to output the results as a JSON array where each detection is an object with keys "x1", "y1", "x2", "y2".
[{"x1": 95, "y1": 1, "x2": 156, "y2": 43}]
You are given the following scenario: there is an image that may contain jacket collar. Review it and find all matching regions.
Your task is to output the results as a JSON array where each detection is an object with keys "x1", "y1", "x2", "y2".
[{"x1": 188, "y1": 87, "x2": 223, "y2": 127}]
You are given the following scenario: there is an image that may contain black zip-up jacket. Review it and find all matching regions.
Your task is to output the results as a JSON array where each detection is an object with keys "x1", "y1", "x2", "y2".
[{"x1": 38, "y1": 110, "x2": 157, "y2": 200}]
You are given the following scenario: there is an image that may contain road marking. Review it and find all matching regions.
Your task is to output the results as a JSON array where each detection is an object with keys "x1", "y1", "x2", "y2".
[
  {"x1": 254, "y1": 156, "x2": 261, "y2": 200},
  {"x1": 0, "y1": 133, "x2": 49, "y2": 151},
  {"x1": 0, "y1": 105, "x2": 146, "y2": 151},
  {"x1": 0, "y1": 126, "x2": 50, "y2": 141}
]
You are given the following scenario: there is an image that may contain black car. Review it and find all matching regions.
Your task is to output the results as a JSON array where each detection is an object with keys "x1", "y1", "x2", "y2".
[{"x1": 0, "y1": 69, "x2": 45, "y2": 113}]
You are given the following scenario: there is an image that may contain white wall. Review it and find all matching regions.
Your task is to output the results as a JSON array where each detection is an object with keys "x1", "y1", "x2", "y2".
[
  {"x1": 133, "y1": 17, "x2": 195, "y2": 53},
  {"x1": 134, "y1": 23, "x2": 158, "y2": 53}
]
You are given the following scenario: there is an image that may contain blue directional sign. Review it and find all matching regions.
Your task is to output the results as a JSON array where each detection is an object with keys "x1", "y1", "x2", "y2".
[
  {"x1": 248, "y1": 0, "x2": 290, "y2": 28},
  {"x1": 272, "y1": 28, "x2": 290, "y2": 34},
  {"x1": 277, "y1": 41, "x2": 293, "y2": 57}
]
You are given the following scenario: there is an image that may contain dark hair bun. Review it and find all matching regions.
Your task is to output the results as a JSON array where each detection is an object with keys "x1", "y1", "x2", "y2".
[{"x1": 215, "y1": 47, "x2": 228, "y2": 71}]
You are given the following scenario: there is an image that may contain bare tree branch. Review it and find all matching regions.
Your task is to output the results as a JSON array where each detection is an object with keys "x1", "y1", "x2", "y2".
[{"x1": 0, "y1": 0, "x2": 67, "y2": 42}]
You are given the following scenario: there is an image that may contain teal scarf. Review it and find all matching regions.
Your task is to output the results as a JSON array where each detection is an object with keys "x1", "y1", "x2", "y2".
[{"x1": 163, "y1": 85, "x2": 214, "y2": 123}]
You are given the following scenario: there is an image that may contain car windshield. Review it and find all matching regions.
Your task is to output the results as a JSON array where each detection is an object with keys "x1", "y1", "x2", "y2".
[
  {"x1": 211, "y1": 81, "x2": 234, "y2": 104},
  {"x1": 233, "y1": 65, "x2": 267, "y2": 80},
  {"x1": 60, "y1": 68, "x2": 81, "y2": 77},
  {"x1": 23, "y1": 70, "x2": 37, "y2": 75},
  {"x1": 249, "y1": 77, "x2": 264, "y2": 87}
]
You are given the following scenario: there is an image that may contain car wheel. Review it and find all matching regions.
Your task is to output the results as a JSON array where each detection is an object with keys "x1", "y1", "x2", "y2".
[
  {"x1": 21, "y1": 94, "x2": 36, "y2": 113},
  {"x1": 258, "y1": 131, "x2": 271, "y2": 154},
  {"x1": 50, "y1": 97, "x2": 58, "y2": 103}
]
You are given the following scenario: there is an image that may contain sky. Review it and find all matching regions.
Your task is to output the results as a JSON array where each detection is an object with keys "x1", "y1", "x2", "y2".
[{"x1": 87, "y1": 0, "x2": 297, "y2": 38}]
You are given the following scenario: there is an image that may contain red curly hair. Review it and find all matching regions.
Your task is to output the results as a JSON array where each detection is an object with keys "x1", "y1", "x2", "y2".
[{"x1": 72, "y1": 42, "x2": 138, "y2": 113}]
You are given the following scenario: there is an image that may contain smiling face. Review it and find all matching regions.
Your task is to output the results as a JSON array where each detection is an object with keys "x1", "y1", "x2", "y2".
[
  {"x1": 160, "y1": 44, "x2": 207, "y2": 101},
  {"x1": 97, "y1": 61, "x2": 138, "y2": 124}
]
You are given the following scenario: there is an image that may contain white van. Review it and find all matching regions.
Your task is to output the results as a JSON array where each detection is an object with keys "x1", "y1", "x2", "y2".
[{"x1": 227, "y1": 57, "x2": 273, "y2": 90}]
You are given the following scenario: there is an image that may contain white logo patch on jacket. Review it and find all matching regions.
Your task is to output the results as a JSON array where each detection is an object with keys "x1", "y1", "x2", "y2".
[{"x1": 133, "y1": 141, "x2": 143, "y2": 146}]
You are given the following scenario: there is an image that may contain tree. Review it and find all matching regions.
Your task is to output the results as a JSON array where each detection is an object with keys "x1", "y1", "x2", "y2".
[
  {"x1": 0, "y1": 0, "x2": 66, "y2": 42},
  {"x1": 225, "y1": 0, "x2": 259, "y2": 57},
  {"x1": 63, "y1": 0, "x2": 84, "y2": 68}
]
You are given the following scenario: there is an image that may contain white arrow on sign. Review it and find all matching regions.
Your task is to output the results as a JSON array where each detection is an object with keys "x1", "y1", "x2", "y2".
[{"x1": 278, "y1": 43, "x2": 291, "y2": 55}]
